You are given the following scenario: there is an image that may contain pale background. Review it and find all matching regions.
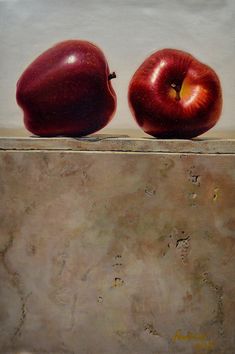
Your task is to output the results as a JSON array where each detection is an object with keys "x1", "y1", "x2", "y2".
[{"x1": 0, "y1": 0, "x2": 234, "y2": 133}]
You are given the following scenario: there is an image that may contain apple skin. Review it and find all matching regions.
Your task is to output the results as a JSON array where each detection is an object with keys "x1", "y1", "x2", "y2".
[
  {"x1": 16, "y1": 40, "x2": 116, "y2": 137},
  {"x1": 128, "y1": 49, "x2": 222, "y2": 138}
]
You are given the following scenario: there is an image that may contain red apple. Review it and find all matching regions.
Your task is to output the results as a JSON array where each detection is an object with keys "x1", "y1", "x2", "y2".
[
  {"x1": 128, "y1": 49, "x2": 222, "y2": 138},
  {"x1": 16, "y1": 40, "x2": 116, "y2": 137}
]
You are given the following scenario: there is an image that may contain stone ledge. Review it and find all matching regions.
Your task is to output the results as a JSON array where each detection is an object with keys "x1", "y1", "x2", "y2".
[{"x1": 0, "y1": 135, "x2": 235, "y2": 154}]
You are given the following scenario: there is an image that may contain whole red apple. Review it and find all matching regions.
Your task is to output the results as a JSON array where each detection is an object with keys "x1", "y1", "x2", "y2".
[
  {"x1": 128, "y1": 49, "x2": 222, "y2": 138},
  {"x1": 16, "y1": 40, "x2": 117, "y2": 137}
]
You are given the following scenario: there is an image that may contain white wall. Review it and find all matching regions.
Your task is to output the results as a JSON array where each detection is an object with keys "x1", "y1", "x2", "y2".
[{"x1": 0, "y1": 0, "x2": 234, "y2": 131}]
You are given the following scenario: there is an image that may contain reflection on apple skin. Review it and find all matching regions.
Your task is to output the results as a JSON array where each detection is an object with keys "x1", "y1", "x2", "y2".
[
  {"x1": 128, "y1": 48, "x2": 222, "y2": 139},
  {"x1": 16, "y1": 40, "x2": 117, "y2": 137}
]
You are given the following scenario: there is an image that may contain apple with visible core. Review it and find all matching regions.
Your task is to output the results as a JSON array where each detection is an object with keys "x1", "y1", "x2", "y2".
[
  {"x1": 128, "y1": 49, "x2": 222, "y2": 138},
  {"x1": 16, "y1": 40, "x2": 117, "y2": 137}
]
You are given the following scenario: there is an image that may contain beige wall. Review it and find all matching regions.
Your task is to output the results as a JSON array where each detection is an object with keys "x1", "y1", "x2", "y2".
[{"x1": 0, "y1": 0, "x2": 234, "y2": 131}]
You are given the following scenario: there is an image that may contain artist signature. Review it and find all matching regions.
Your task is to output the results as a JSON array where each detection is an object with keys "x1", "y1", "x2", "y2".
[{"x1": 173, "y1": 330, "x2": 215, "y2": 351}]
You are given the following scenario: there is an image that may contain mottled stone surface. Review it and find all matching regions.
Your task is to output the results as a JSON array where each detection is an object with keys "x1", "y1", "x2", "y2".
[{"x1": 0, "y1": 137, "x2": 235, "y2": 354}]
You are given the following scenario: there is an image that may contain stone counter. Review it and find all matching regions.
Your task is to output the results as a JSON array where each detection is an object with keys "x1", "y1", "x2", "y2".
[{"x1": 0, "y1": 136, "x2": 235, "y2": 354}]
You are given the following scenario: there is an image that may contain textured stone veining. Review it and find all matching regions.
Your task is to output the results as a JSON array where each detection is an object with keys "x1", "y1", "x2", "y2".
[{"x1": 0, "y1": 138, "x2": 235, "y2": 354}]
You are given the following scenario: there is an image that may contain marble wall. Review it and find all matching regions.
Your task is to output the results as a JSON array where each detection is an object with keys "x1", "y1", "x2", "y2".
[{"x1": 0, "y1": 137, "x2": 235, "y2": 353}]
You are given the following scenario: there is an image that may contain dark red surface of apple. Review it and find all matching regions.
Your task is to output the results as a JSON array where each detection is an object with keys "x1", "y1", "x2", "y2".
[
  {"x1": 16, "y1": 40, "x2": 116, "y2": 136},
  {"x1": 128, "y1": 49, "x2": 222, "y2": 138}
]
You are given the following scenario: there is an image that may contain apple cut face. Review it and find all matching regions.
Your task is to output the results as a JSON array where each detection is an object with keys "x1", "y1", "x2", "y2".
[
  {"x1": 16, "y1": 40, "x2": 117, "y2": 137},
  {"x1": 128, "y1": 49, "x2": 222, "y2": 139}
]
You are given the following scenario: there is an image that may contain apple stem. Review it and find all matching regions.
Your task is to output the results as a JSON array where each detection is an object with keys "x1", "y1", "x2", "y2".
[
  {"x1": 175, "y1": 91, "x2": 181, "y2": 101},
  {"x1": 108, "y1": 72, "x2": 116, "y2": 80},
  {"x1": 171, "y1": 83, "x2": 181, "y2": 101}
]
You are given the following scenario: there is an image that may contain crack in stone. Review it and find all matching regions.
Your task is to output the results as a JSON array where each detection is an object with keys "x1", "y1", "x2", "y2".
[
  {"x1": 69, "y1": 294, "x2": 77, "y2": 331},
  {"x1": 202, "y1": 273, "x2": 224, "y2": 337},
  {"x1": 0, "y1": 232, "x2": 14, "y2": 256},
  {"x1": 13, "y1": 296, "x2": 26, "y2": 337},
  {"x1": 176, "y1": 236, "x2": 190, "y2": 248},
  {"x1": 144, "y1": 323, "x2": 160, "y2": 336},
  {"x1": 0, "y1": 232, "x2": 27, "y2": 340},
  {"x1": 209, "y1": 283, "x2": 224, "y2": 336}
]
